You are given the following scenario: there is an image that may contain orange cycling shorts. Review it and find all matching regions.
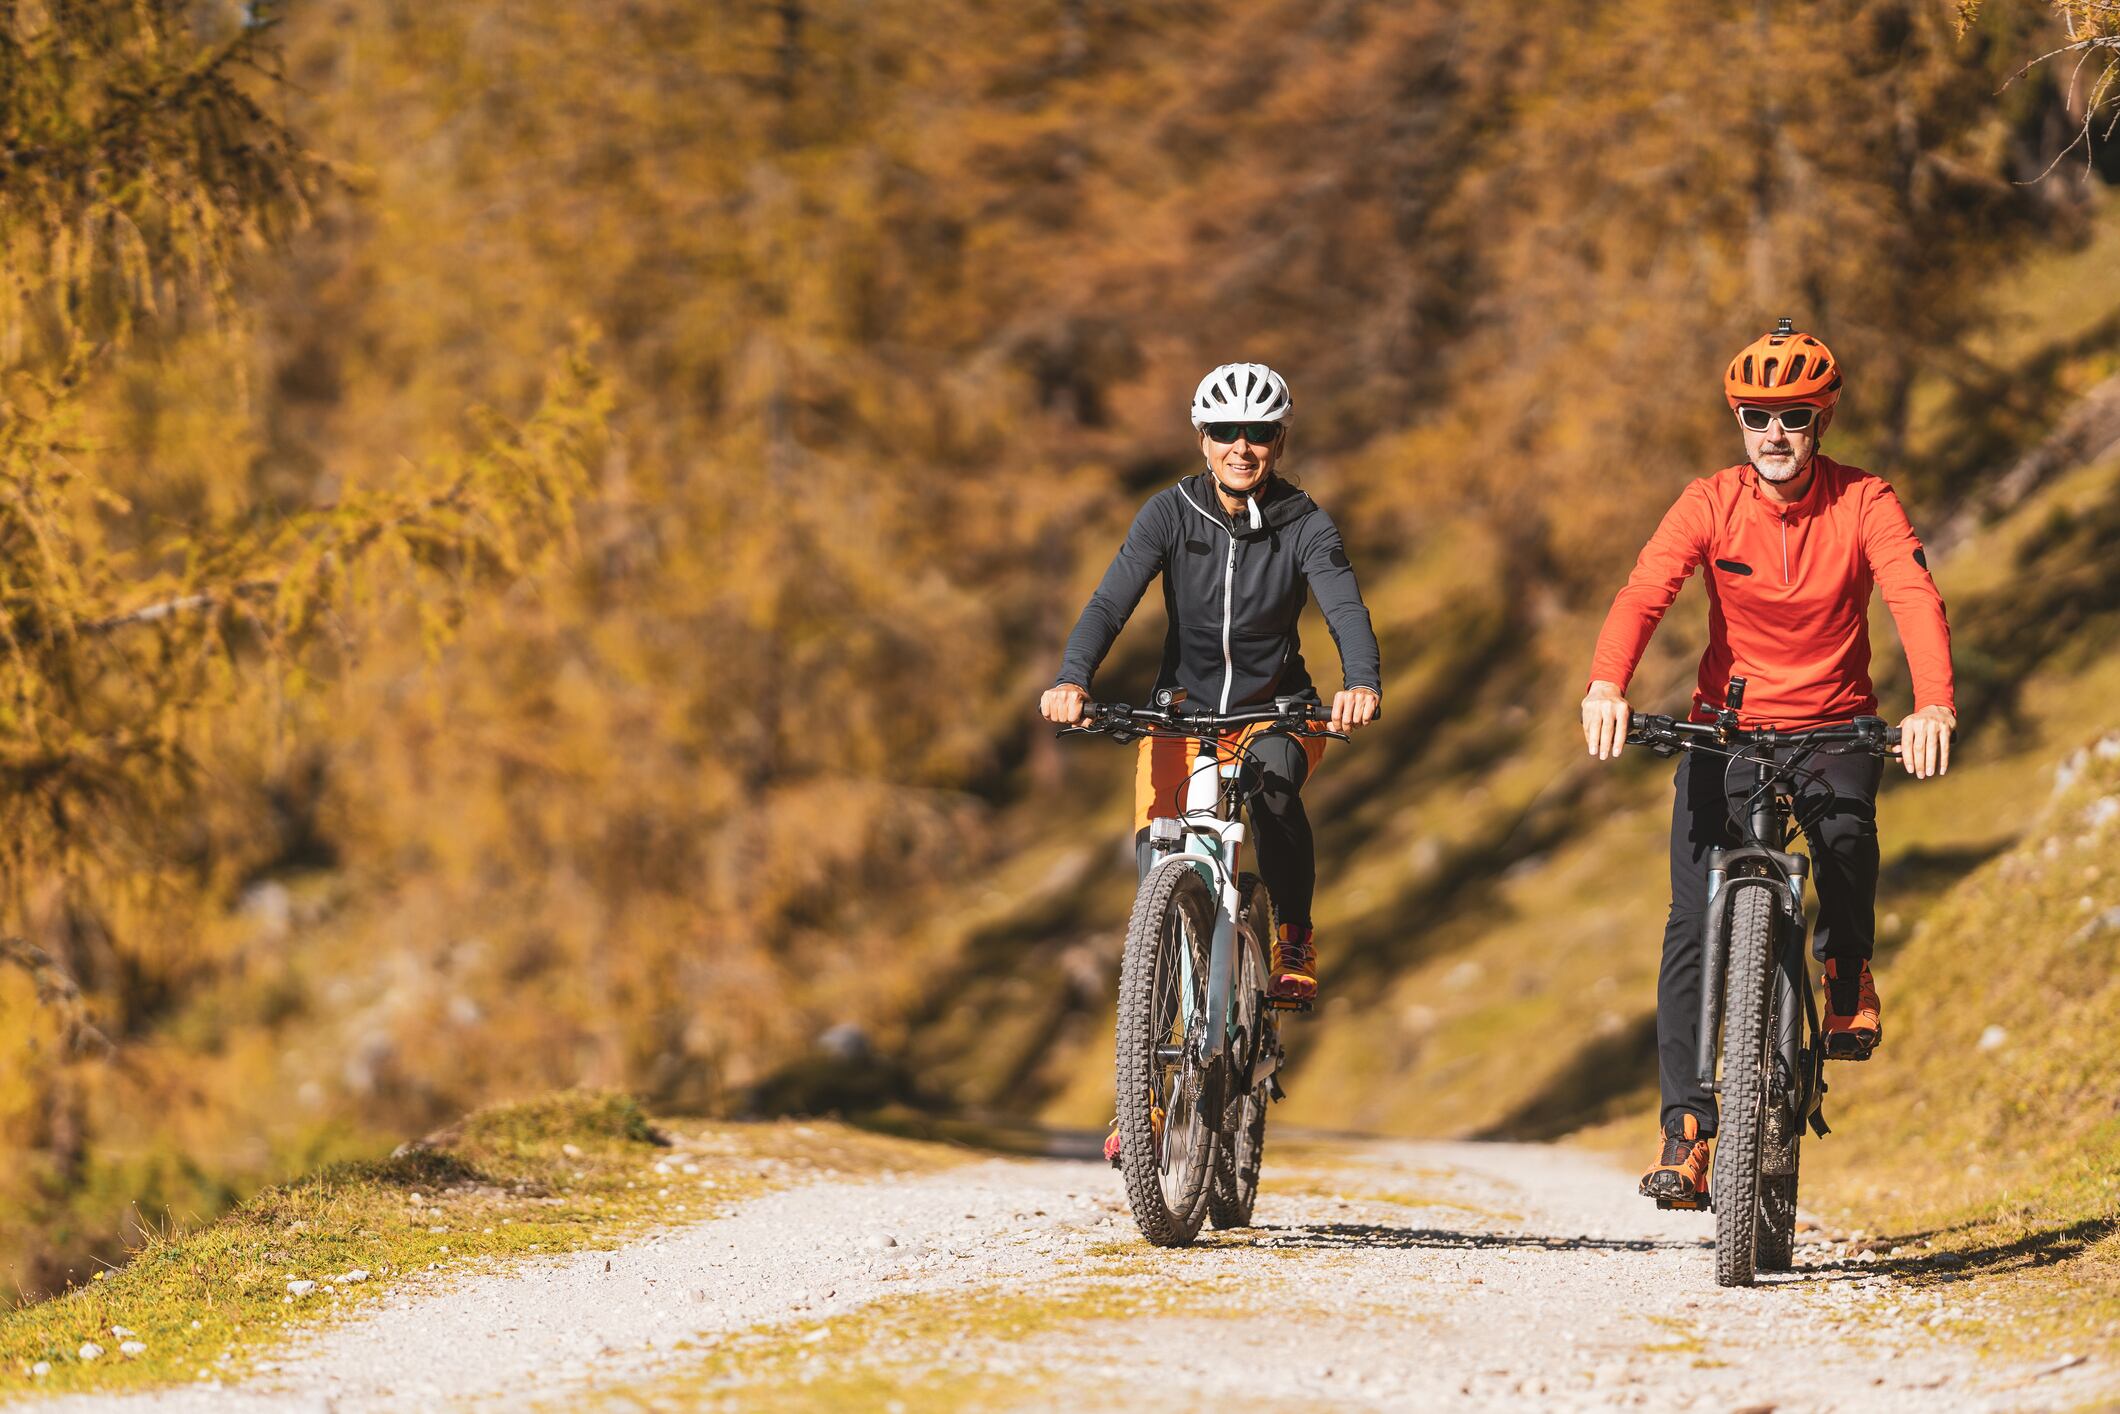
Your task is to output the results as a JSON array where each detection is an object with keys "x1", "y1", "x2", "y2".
[{"x1": 1133, "y1": 722, "x2": 1328, "y2": 832}]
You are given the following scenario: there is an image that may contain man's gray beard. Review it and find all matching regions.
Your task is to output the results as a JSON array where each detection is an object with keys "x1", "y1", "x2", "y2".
[{"x1": 1752, "y1": 453, "x2": 1802, "y2": 482}]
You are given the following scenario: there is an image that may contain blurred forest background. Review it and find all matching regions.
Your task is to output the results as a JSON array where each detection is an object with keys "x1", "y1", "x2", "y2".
[{"x1": 5, "y1": 0, "x2": 2120, "y2": 1295}]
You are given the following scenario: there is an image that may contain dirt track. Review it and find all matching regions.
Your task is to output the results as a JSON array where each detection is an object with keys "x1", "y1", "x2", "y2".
[{"x1": 27, "y1": 1131, "x2": 2111, "y2": 1412}]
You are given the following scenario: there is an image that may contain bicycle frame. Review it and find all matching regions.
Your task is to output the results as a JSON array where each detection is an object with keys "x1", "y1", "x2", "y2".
[
  {"x1": 1145, "y1": 735, "x2": 1272, "y2": 1081},
  {"x1": 1064, "y1": 697, "x2": 1338, "y2": 1122}
]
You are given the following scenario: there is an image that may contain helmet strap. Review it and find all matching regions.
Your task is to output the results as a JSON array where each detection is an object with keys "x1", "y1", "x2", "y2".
[
  {"x1": 1212, "y1": 472, "x2": 1271, "y2": 527},
  {"x1": 1209, "y1": 471, "x2": 1266, "y2": 528}
]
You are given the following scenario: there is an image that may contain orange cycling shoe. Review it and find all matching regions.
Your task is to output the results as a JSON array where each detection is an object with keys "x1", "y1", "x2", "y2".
[
  {"x1": 1639, "y1": 1114, "x2": 1712, "y2": 1209},
  {"x1": 1822, "y1": 958, "x2": 1882, "y2": 1060},
  {"x1": 1267, "y1": 924, "x2": 1317, "y2": 1009}
]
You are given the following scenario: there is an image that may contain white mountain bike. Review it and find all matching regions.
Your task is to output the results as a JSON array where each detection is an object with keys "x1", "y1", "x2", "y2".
[{"x1": 1060, "y1": 692, "x2": 1343, "y2": 1246}]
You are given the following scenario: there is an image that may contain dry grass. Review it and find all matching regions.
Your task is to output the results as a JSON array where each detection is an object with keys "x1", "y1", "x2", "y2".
[{"x1": 0, "y1": 1094, "x2": 958, "y2": 1396}]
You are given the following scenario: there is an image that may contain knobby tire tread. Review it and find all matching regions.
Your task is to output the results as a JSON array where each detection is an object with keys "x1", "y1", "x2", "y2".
[
  {"x1": 1209, "y1": 876, "x2": 1273, "y2": 1230},
  {"x1": 1759, "y1": 1155, "x2": 1799, "y2": 1271},
  {"x1": 1712, "y1": 884, "x2": 1776, "y2": 1288},
  {"x1": 1116, "y1": 861, "x2": 1215, "y2": 1246},
  {"x1": 1758, "y1": 944, "x2": 1804, "y2": 1272}
]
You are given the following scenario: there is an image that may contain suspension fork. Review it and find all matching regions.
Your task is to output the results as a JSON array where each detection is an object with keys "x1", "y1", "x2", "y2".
[{"x1": 1695, "y1": 847, "x2": 1810, "y2": 1091}]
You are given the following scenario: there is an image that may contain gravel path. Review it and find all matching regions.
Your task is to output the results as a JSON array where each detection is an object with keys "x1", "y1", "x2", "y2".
[{"x1": 21, "y1": 1132, "x2": 2112, "y2": 1412}]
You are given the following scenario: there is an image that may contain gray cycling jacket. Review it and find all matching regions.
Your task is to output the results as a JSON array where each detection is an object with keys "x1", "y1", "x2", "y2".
[{"x1": 1054, "y1": 473, "x2": 1382, "y2": 711}]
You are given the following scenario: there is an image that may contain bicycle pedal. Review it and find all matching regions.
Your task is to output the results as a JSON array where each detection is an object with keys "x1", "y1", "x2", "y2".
[
  {"x1": 1655, "y1": 1196, "x2": 1712, "y2": 1212},
  {"x1": 1267, "y1": 998, "x2": 1314, "y2": 1014}
]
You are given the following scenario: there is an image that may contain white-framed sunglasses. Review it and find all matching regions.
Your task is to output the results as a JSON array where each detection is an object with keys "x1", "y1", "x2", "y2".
[{"x1": 1735, "y1": 405, "x2": 1819, "y2": 433}]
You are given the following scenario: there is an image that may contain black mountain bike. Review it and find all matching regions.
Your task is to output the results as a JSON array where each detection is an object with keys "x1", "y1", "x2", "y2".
[
  {"x1": 1060, "y1": 693, "x2": 1344, "y2": 1246},
  {"x1": 1627, "y1": 677, "x2": 1899, "y2": 1288}
]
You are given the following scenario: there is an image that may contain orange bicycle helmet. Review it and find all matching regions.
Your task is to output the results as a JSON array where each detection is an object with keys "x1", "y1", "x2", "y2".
[{"x1": 1724, "y1": 318, "x2": 1842, "y2": 410}]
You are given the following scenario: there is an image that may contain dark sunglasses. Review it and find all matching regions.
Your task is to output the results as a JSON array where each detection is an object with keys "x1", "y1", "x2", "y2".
[
  {"x1": 1736, "y1": 405, "x2": 1818, "y2": 433},
  {"x1": 1203, "y1": 421, "x2": 1284, "y2": 445}
]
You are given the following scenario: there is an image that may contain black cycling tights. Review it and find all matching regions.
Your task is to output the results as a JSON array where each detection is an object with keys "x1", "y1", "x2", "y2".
[{"x1": 1133, "y1": 734, "x2": 1316, "y2": 933}]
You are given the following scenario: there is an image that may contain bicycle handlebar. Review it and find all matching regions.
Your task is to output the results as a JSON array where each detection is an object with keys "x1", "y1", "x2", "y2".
[
  {"x1": 1624, "y1": 713, "x2": 1902, "y2": 753},
  {"x1": 1058, "y1": 697, "x2": 1345, "y2": 742}
]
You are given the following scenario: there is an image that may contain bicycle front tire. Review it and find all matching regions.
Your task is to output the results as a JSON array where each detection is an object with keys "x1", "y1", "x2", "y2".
[
  {"x1": 1711, "y1": 883, "x2": 1778, "y2": 1288},
  {"x1": 1115, "y1": 860, "x2": 1217, "y2": 1246}
]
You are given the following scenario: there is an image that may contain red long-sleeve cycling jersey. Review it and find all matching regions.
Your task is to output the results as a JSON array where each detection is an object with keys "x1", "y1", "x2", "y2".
[{"x1": 1588, "y1": 455, "x2": 1953, "y2": 728}]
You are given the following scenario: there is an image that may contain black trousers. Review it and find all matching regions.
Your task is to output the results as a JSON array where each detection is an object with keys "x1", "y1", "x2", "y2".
[
  {"x1": 1241, "y1": 734, "x2": 1318, "y2": 932},
  {"x1": 1134, "y1": 733, "x2": 1317, "y2": 932},
  {"x1": 1658, "y1": 746, "x2": 1883, "y2": 1138}
]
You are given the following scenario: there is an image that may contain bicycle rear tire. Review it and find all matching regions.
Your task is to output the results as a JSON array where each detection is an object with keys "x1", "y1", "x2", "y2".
[
  {"x1": 1115, "y1": 860, "x2": 1217, "y2": 1246},
  {"x1": 1758, "y1": 1155, "x2": 1799, "y2": 1271},
  {"x1": 1757, "y1": 939, "x2": 1806, "y2": 1272},
  {"x1": 1209, "y1": 875, "x2": 1274, "y2": 1230},
  {"x1": 1711, "y1": 883, "x2": 1777, "y2": 1288}
]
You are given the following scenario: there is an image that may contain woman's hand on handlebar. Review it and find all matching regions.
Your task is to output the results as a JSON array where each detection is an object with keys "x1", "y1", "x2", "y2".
[
  {"x1": 1040, "y1": 682, "x2": 1090, "y2": 725},
  {"x1": 1894, "y1": 704, "x2": 1956, "y2": 779},
  {"x1": 1581, "y1": 679, "x2": 1632, "y2": 760},
  {"x1": 1330, "y1": 687, "x2": 1380, "y2": 734}
]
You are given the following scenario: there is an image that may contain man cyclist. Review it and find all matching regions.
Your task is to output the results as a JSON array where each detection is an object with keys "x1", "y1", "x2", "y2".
[
  {"x1": 1580, "y1": 321, "x2": 1957, "y2": 1208},
  {"x1": 1041, "y1": 362, "x2": 1382, "y2": 1016}
]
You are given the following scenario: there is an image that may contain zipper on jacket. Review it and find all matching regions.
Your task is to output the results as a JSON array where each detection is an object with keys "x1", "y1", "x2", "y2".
[
  {"x1": 1218, "y1": 535, "x2": 1237, "y2": 711},
  {"x1": 1781, "y1": 520, "x2": 1791, "y2": 584},
  {"x1": 1176, "y1": 483, "x2": 1239, "y2": 711}
]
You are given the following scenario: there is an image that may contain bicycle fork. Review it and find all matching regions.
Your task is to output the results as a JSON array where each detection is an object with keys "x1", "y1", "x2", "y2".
[{"x1": 1694, "y1": 846, "x2": 1811, "y2": 1094}]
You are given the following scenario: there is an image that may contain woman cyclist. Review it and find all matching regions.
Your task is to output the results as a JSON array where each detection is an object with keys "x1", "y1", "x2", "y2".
[{"x1": 1040, "y1": 362, "x2": 1382, "y2": 1015}]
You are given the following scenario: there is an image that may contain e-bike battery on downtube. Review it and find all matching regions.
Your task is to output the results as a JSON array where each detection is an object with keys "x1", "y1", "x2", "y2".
[{"x1": 1189, "y1": 731, "x2": 1249, "y2": 1074}]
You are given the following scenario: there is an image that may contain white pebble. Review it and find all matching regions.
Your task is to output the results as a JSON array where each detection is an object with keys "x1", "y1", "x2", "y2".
[
  {"x1": 1979, "y1": 1025, "x2": 2007, "y2": 1052},
  {"x1": 287, "y1": 1279, "x2": 317, "y2": 1296},
  {"x1": 31, "y1": 1362, "x2": 50, "y2": 1377},
  {"x1": 120, "y1": 1341, "x2": 147, "y2": 1358},
  {"x1": 339, "y1": 1270, "x2": 370, "y2": 1284},
  {"x1": 110, "y1": 1325, "x2": 136, "y2": 1338},
  {"x1": 79, "y1": 1342, "x2": 105, "y2": 1361}
]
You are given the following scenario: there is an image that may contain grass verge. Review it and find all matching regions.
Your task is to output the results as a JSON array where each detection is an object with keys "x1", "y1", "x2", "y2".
[{"x1": 0, "y1": 1091, "x2": 959, "y2": 1397}]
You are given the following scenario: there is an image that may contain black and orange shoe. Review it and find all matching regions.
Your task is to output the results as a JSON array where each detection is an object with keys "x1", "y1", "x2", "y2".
[
  {"x1": 1639, "y1": 1114, "x2": 1712, "y2": 1210},
  {"x1": 1822, "y1": 958, "x2": 1882, "y2": 1060},
  {"x1": 1268, "y1": 924, "x2": 1317, "y2": 1010}
]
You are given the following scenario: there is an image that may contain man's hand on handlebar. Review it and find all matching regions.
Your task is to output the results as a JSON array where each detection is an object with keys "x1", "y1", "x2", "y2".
[
  {"x1": 1330, "y1": 687, "x2": 1381, "y2": 734},
  {"x1": 1581, "y1": 679, "x2": 1632, "y2": 761},
  {"x1": 1894, "y1": 704, "x2": 1955, "y2": 780},
  {"x1": 1040, "y1": 682, "x2": 1090, "y2": 726}
]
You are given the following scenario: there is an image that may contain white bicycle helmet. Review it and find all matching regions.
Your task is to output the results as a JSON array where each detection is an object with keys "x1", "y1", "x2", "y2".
[{"x1": 1189, "y1": 362, "x2": 1293, "y2": 428}]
